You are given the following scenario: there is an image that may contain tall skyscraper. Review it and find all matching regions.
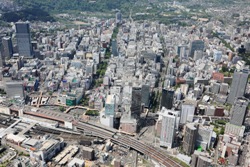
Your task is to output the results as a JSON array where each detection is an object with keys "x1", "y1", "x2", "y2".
[
  {"x1": 230, "y1": 97, "x2": 249, "y2": 126},
  {"x1": 183, "y1": 123, "x2": 197, "y2": 155},
  {"x1": 180, "y1": 103, "x2": 195, "y2": 124},
  {"x1": 86, "y1": 60, "x2": 94, "y2": 76},
  {"x1": 130, "y1": 87, "x2": 142, "y2": 119},
  {"x1": 227, "y1": 70, "x2": 249, "y2": 104},
  {"x1": 111, "y1": 40, "x2": 118, "y2": 57},
  {"x1": 1, "y1": 37, "x2": 13, "y2": 60},
  {"x1": 189, "y1": 40, "x2": 205, "y2": 58},
  {"x1": 116, "y1": 11, "x2": 122, "y2": 25},
  {"x1": 160, "y1": 108, "x2": 180, "y2": 148},
  {"x1": 180, "y1": 46, "x2": 186, "y2": 60},
  {"x1": 141, "y1": 84, "x2": 150, "y2": 108},
  {"x1": 0, "y1": 55, "x2": 3, "y2": 67},
  {"x1": 105, "y1": 95, "x2": 116, "y2": 116},
  {"x1": 161, "y1": 89, "x2": 174, "y2": 109},
  {"x1": 196, "y1": 125, "x2": 213, "y2": 150},
  {"x1": 15, "y1": 22, "x2": 33, "y2": 58}
]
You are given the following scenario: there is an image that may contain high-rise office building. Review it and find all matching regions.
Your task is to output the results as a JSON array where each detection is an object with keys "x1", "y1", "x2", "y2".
[
  {"x1": 189, "y1": 40, "x2": 205, "y2": 58},
  {"x1": 130, "y1": 87, "x2": 142, "y2": 119},
  {"x1": 1, "y1": 37, "x2": 13, "y2": 60},
  {"x1": 180, "y1": 46, "x2": 187, "y2": 60},
  {"x1": 227, "y1": 70, "x2": 249, "y2": 104},
  {"x1": 191, "y1": 151, "x2": 212, "y2": 167},
  {"x1": 220, "y1": 83, "x2": 229, "y2": 95},
  {"x1": 105, "y1": 95, "x2": 116, "y2": 116},
  {"x1": 141, "y1": 84, "x2": 150, "y2": 108},
  {"x1": 213, "y1": 49, "x2": 222, "y2": 62},
  {"x1": 183, "y1": 123, "x2": 197, "y2": 155},
  {"x1": 211, "y1": 82, "x2": 220, "y2": 94},
  {"x1": 161, "y1": 89, "x2": 174, "y2": 109},
  {"x1": 160, "y1": 108, "x2": 180, "y2": 148},
  {"x1": 86, "y1": 60, "x2": 94, "y2": 76},
  {"x1": 196, "y1": 125, "x2": 213, "y2": 150},
  {"x1": 180, "y1": 103, "x2": 195, "y2": 124},
  {"x1": 230, "y1": 97, "x2": 249, "y2": 126},
  {"x1": 6, "y1": 82, "x2": 24, "y2": 98},
  {"x1": 175, "y1": 45, "x2": 186, "y2": 56},
  {"x1": 116, "y1": 11, "x2": 122, "y2": 25},
  {"x1": 0, "y1": 55, "x2": 3, "y2": 67},
  {"x1": 15, "y1": 22, "x2": 33, "y2": 58},
  {"x1": 111, "y1": 40, "x2": 119, "y2": 57}
]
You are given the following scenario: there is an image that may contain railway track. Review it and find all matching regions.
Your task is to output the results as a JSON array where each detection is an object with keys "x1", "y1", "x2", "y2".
[
  {"x1": 18, "y1": 106, "x2": 183, "y2": 167},
  {"x1": 76, "y1": 122, "x2": 183, "y2": 167}
]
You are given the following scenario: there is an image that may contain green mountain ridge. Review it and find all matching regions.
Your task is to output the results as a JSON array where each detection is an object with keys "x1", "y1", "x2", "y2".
[
  {"x1": 14, "y1": 0, "x2": 134, "y2": 13},
  {"x1": 0, "y1": 0, "x2": 135, "y2": 23},
  {"x1": 1, "y1": 8, "x2": 55, "y2": 22}
]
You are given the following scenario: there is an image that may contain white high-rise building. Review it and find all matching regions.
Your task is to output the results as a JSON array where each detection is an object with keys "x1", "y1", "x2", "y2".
[
  {"x1": 159, "y1": 108, "x2": 180, "y2": 148},
  {"x1": 85, "y1": 60, "x2": 94, "y2": 76},
  {"x1": 180, "y1": 103, "x2": 195, "y2": 124},
  {"x1": 105, "y1": 95, "x2": 116, "y2": 116}
]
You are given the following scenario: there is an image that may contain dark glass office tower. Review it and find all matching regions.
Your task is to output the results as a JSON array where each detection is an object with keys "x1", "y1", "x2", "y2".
[
  {"x1": 141, "y1": 84, "x2": 150, "y2": 108},
  {"x1": 131, "y1": 87, "x2": 142, "y2": 119},
  {"x1": 15, "y1": 22, "x2": 33, "y2": 58},
  {"x1": 161, "y1": 88, "x2": 174, "y2": 109},
  {"x1": 189, "y1": 40, "x2": 204, "y2": 58},
  {"x1": 1, "y1": 37, "x2": 13, "y2": 59}
]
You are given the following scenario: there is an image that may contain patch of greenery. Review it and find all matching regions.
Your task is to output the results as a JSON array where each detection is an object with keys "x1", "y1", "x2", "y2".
[
  {"x1": 174, "y1": 84, "x2": 181, "y2": 90},
  {"x1": 81, "y1": 97, "x2": 89, "y2": 106},
  {"x1": 59, "y1": 106, "x2": 66, "y2": 112},
  {"x1": 211, "y1": 120, "x2": 226, "y2": 136},
  {"x1": 215, "y1": 120, "x2": 228, "y2": 125},
  {"x1": 219, "y1": 66, "x2": 235, "y2": 77},
  {"x1": 96, "y1": 62, "x2": 108, "y2": 78},
  {"x1": 225, "y1": 104, "x2": 232, "y2": 111},
  {"x1": 112, "y1": 27, "x2": 119, "y2": 39},
  {"x1": 85, "y1": 110, "x2": 99, "y2": 116},
  {"x1": 92, "y1": 79, "x2": 103, "y2": 88},
  {"x1": 18, "y1": 152, "x2": 29, "y2": 157}
]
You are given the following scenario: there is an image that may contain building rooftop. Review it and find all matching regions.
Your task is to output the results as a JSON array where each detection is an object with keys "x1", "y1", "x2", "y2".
[
  {"x1": 40, "y1": 139, "x2": 58, "y2": 151},
  {"x1": 23, "y1": 138, "x2": 39, "y2": 147}
]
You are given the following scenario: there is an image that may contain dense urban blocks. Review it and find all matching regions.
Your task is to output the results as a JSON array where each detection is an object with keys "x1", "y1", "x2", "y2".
[{"x1": 0, "y1": 1, "x2": 249, "y2": 167}]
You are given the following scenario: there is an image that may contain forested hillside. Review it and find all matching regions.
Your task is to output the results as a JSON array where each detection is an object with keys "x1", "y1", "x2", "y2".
[
  {"x1": 0, "y1": 0, "x2": 134, "y2": 22},
  {"x1": 14, "y1": 0, "x2": 134, "y2": 12}
]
